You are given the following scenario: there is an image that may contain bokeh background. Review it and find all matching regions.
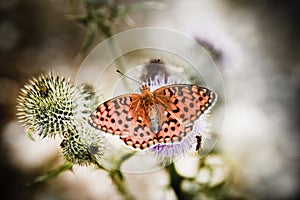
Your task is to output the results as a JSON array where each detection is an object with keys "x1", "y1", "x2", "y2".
[{"x1": 1, "y1": 0, "x2": 299, "y2": 199}]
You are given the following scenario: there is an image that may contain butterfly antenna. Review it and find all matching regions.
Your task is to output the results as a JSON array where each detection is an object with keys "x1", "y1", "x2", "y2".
[{"x1": 116, "y1": 69, "x2": 142, "y2": 85}]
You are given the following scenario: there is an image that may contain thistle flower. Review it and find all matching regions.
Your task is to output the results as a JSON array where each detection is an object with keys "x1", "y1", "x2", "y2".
[
  {"x1": 16, "y1": 72, "x2": 107, "y2": 166},
  {"x1": 16, "y1": 73, "x2": 75, "y2": 138}
]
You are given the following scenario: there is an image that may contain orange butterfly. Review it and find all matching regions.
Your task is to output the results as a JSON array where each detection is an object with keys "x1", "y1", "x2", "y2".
[{"x1": 89, "y1": 83, "x2": 217, "y2": 150}]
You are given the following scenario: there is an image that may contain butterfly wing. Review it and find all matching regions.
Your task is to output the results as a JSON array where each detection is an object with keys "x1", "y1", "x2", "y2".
[
  {"x1": 89, "y1": 94, "x2": 158, "y2": 149},
  {"x1": 153, "y1": 84, "x2": 217, "y2": 143}
]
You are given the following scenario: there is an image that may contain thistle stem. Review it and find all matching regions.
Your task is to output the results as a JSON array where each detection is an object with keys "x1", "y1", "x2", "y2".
[
  {"x1": 109, "y1": 170, "x2": 135, "y2": 200},
  {"x1": 29, "y1": 162, "x2": 73, "y2": 186}
]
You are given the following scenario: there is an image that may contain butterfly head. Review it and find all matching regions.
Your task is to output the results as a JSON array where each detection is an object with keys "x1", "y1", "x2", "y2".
[
  {"x1": 141, "y1": 84, "x2": 150, "y2": 91},
  {"x1": 140, "y1": 85, "x2": 155, "y2": 108}
]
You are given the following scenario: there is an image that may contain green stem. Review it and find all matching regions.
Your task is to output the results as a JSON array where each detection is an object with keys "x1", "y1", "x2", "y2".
[
  {"x1": 166, "y1": 163, "x2": 193, "y2": 200},
  {"x1": 80, "y1": 21, "x2": 98, "y2": 55},
  {"x1": 109, "y1": 170, "x2": 135, "y2": 200},
  {"x1": 29, "y1": 162, "x2": 73, "y2": 186},
  {"x1": 93, "y1": 152, "x2": 135, "y2": 199}
]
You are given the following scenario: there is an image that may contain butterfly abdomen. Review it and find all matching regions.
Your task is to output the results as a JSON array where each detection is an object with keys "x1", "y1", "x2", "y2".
[
  {"x1": 149, "y1": 108, "x2": 160, "y2": 133},
  {"x1": 148, "y1": 104, "x2": 166, "y2": 133}
]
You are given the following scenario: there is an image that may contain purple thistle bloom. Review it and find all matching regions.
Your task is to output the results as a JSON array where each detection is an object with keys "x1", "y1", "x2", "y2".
[
  {"x1": 144, "y1": 75, "x2": 213, "y2": 164},
  {"x1": 149, "y1": 116, "x2": 209, "y2": 164}
]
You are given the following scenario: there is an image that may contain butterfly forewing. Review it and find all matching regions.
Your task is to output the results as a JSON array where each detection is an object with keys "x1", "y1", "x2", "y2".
[
  {"x1": 89, "y1": 94, "x2": 158, "y2": 149},
  {"x1": 153, "y1": 84, "x2": 216, "y2": 142}
]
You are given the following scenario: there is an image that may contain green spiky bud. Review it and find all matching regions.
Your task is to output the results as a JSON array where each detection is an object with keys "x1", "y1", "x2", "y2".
[
  {"x1": 16, "y1": 73, "x2": 76, "y2": 138},
  {"x1": 16, "y1": 72, "x2": 107, "y2": 166},
  {"x1": 60, "y1": 123, "x2": 106, "y2": 166}
]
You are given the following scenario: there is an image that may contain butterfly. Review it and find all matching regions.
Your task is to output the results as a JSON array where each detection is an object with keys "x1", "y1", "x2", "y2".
[{"x1": 89, "y1": 84, "x2": 217, "y2": 150}]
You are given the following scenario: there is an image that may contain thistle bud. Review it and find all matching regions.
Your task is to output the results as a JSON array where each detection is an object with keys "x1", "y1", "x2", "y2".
[{"x1": 16, "y1": 73, "x2": 75, "y2": 138}]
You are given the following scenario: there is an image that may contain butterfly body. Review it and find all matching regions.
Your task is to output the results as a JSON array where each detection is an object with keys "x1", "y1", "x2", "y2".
[
  {"x1": 149, "y1": 104, "x2": 165, "y2": 133},
  {"x1": 89, "y1": 84, "x2": 216, "y2": 150}
]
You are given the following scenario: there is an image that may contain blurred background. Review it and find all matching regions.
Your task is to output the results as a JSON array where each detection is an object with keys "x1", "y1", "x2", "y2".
[{"x1": 1, "y1": 0, "x2": 299, "y2": 199}]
